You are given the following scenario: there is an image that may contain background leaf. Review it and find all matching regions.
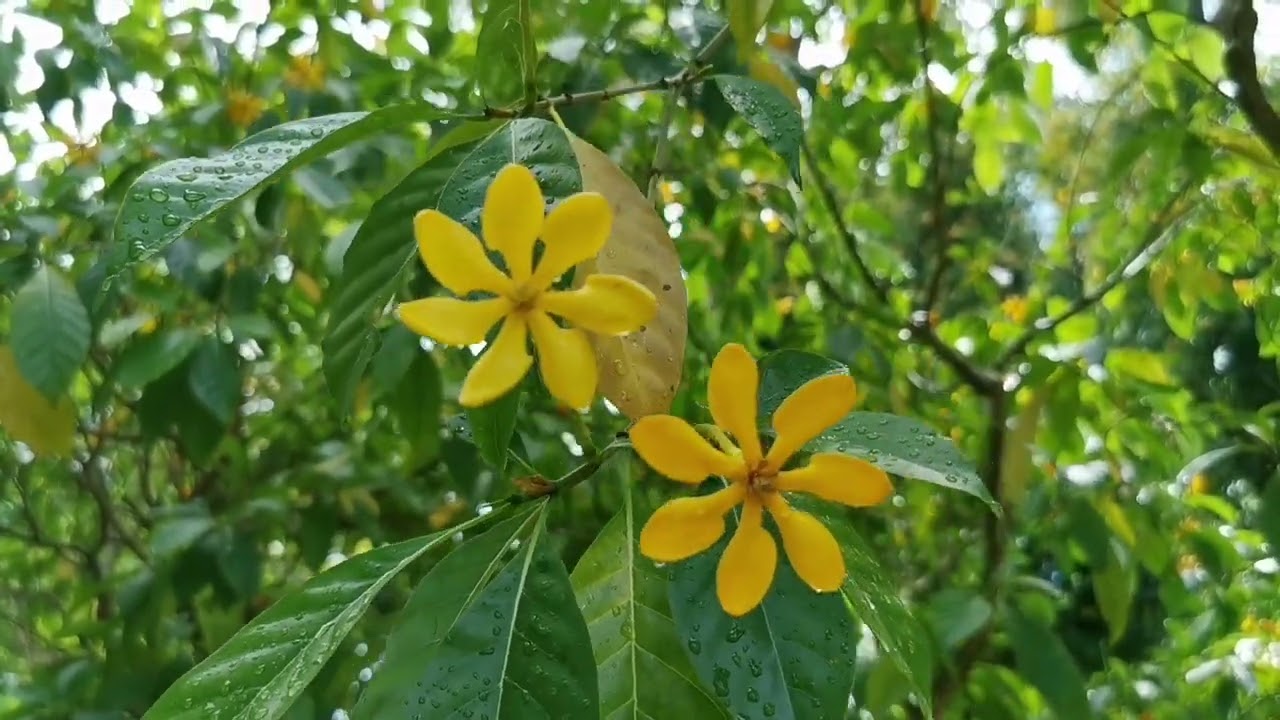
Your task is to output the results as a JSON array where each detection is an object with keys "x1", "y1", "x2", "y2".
[
  {"x1": 114, "y1": 327, "x2": 202, "y2": 389},
  {"x1": 354, "y1": 508, "x2": 539, "y2": 719},
  {"x1": 108, "y1": 106, "x2": 444, "y2": 282},
  {"x1": 10, "y1": 266, "x2": 90, "y2": 400},
  {"x1": 187, "y1": 338, "x2": 241, "y2": 424},
  {"x1": 713, "y1": 75, "x2": 803, "y2": 183},
  {"x1": 571, "y1": 461, "x2": 728, "y2": 719},
  {"x1": 1004, "y1": 601, "x2": 1091, "y2": 720},
  {"x1": 142, "y1": 531, "x2": 457, "y2": 720},
  {"x1": 811, "y1": 503, "x2": 935, "y2": 718},
  {"x1": 474, "y1": 0, "x2": 537, "y2": 108},
  {"x1": 383, "y1": 508, "x2": 600, "y2": 719},
  {"x1": 467, "y1": 387, "x2": 522, "y2": 474}
]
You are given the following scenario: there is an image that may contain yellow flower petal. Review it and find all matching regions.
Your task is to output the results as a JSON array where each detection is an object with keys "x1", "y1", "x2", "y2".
[
  {"x1": 459, "y1": 316, "x2": 532, "y2": 407},
  {"x1": 396, "y1": 296, "x2": 511, "y2": 346},
  {"x1": 639, "y1": 484, "x2": 746, "y2": 562},
  {"x1": 528, "y1": 192, "x2": 612, "y2": 289},
  {"x1": 537, "y1": 274, "x2": 657, "y2": 336},
  {"x1": 414, "y1": 210, "x2": 512, "y2": 296},
  {"x1": 763, "y1": 495, "x2": 845, "y2": 592},
  {"x1": 716, "y1": 497, "x2": 776, "y2": 617},
  {"x1": 765, "y1": 374, "x2": 858, "y2": 470},
  {"x1": 709, "y1": 343, "x2": 764, "y2": 466},
  {"x1": 775, "y1": 453, "x2": 893, "y2": 507},
  {"x1": 630, "y1": 415, "x2": 746, "y2": 484},
  {"x1": 482, "y1": 164, "x2": 544, "y2": 283},
  {"x1": 527, "y1": 310, "x2": 597, "y2": 411}
]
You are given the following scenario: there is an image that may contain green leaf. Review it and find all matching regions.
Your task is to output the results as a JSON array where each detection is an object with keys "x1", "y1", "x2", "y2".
[
  {"x1": 813, "y1": 504, "x2": 934, "y2": 718},
  {"x1": 366, "y1": 507, "x2": 600, "y2": 718},
  {"x1": 571, "y1": 463, "x2": 729, "y2": 719},
  {"x1": 668, "y1": 498, "x2": 858, "y2": 720},
  {"x1": 390, "y1": 346, "x2": 443, "y2": 467},
  {"x1": 187, "y1": 338, "x2": 241, "y2": 424},
  {"x1": 369, "y1": 324, "x2": 422, "y2": 396},
  {"x1": 1105, "y1": 348, "x2": 1173, "y2": 386},
  {"x1": 1146, "y1": 11, "x2": 1187, "y2": 43},
  {"x1": 1004, "y1": 602, "x2": 1090, "y2": 720},
  {"x1": 475, "y1": 0, "x2": 538, "y2": 108},
  {"x1": 322, "y1": 118, "x2": 581, "y2": 412},
  {"x1": 150, "y1": 510, "x2": 216, "y2": 561},
  {"x1": 467, "y1": 386, "x2": 522, "y2": 475},
  {"x1": 822, "y1": 413, "x2": 993, "y2": 507},
  {"x1": 926, "y1": 589, "x2": 993, "y2": 652},
  {"x1": 10, "y1": 266, "x2": 90, "y2": 400},
  {"x1": 114, "y1": 327, "x2": 202, "y2": 389},
  {"x1": 757, "y1": 350, "x2": 996, "y2": 510},
  {"x1": 1093, "y1": 539, "x2": 1136, "y2": 645},
  {"x1": 107, "y1": 106, "x2": 444, "y2": 285},
  {"x1": 1175, "y1": 446, "x2": 1244, "y2": 483},
  {"x1": 1260, "y1": 476, "x2": 1280, "y2": 556},
  {"x1": 354, "y1": 508, "x2": 540, "y2": 719},
  {"x1": 973, "y1": 136, "x2": 1005, "y2": 194},
  {"x1": 142, "y1": 530, "x2": 460, "y2": 720},
  {"x1": 713, "y1": 75, "x2": 803, "y2": 184}
]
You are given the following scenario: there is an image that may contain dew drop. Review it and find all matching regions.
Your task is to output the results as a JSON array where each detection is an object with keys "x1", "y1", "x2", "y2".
[
  {"x1": 161, "y1": 213, "x2": 181, "y2": 227},
  {"x1": 687, "y1": 638, "x2": 702, "y2": 655}
]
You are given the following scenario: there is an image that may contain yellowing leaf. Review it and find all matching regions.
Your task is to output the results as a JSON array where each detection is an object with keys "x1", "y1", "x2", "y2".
[
  {"x1": 728, "y1": 0, "x2": 776, "y2": 61},
  {"x1": 0, "y1": 346, "x2": 76, "y2": 457},
  {"x1": 1033, "y1": 5, "x2": 1056, "y2": 35},
  {"x1": 1000, "y1": 378, "x2": 1054, "y2": 510},
  {"x1": 1105, "y1": 348, "x2": 1174, "y2": 386},
  {"x1": 747, "y1": 54, "x2": 801, "y2": 108},
  {"x1": 568, "y1": 135, "x2": 688, "y2": 419},
  {"x1": 295, "y1": 271, "x2": 323, "y2": 303}
]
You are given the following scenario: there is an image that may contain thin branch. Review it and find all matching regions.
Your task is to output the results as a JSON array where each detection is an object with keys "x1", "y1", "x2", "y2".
[
  {"x1": 485, "y1": 67, "x2": 714, "y2": 120},
  {"x1": 1221, "y1": 0, "x2": 1280, "y2": 156},
  {"x1": 804, "y1": 141, "x2": 1002, "y2": 394},
  {"x1": 995, "y1": 186, "x2": 1198, "y2": 367},
  {"x1": 646, "y1": 25, "x2": 734, "y2": 201},
  {"x1": 912, "y1": 0, "x2": 952, "y2": 313},
  {"x1": 6, "y1": 468, "x2": 91, "y2": 562},
  {"x1": 802, "y1": 141, "x2": 891, "y2": 305}
]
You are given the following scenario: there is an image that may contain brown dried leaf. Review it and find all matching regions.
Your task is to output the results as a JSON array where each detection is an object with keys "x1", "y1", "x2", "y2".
[{"x1": 568, "y1": 135, "x2": 688, "y2": 419}]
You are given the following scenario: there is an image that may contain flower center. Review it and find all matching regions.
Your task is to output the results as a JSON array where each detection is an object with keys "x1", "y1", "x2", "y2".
[
  {"x1": 745, "y1": 461, "x2": 776, "y2": 495},
  {"x1": 509, "y1": 283, "x2": 541, "y2": 312}
]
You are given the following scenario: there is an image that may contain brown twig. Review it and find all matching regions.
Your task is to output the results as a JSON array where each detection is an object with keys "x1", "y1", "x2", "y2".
[{"x1": 1221, "y1": 0, "x2": 1280, "y2": 156}]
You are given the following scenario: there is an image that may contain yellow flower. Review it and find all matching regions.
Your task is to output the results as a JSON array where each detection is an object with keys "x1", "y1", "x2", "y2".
[
  {"x1": 1001, "y1": 295, "x2": 1029, "y2": 324},
  {"x1": 226, "y1": 89, "x2": 266, "y2": 128},
  {"x1": 285, "y1": 55, "x2": 327, "y2": 92},
  {"x1": 396, "y1": 164, "x2": 658, "y2": 410},
  {"x1": 631, "y1": 343, "x2": 893, "y2": 617},
  {"x1": 1189, "y1": 473, "x2": 1209, "y2": 495}
]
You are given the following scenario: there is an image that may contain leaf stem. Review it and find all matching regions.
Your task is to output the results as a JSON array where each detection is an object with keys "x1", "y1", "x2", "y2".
[{"x1": 483, "y1": 66, "x2": 715, "y2": 121}]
